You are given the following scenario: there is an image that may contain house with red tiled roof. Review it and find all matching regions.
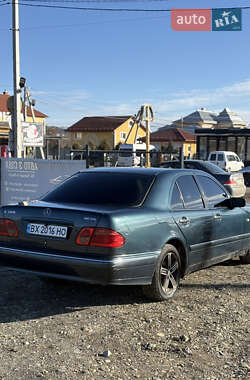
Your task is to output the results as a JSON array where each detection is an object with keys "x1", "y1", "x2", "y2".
[
  {"x1": 140, "y1": 127, "x2": 196, "y2": 158},
  {"x1": 67, "y1": 115, "x2": 146, "y2": 149},
  {"x1": 0, "y1": 90, "x2": 47, "y2": 145}
]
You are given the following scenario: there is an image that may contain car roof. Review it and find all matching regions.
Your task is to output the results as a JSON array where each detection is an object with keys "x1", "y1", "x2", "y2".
[
  {"x1": 82, "y1": 167, "x2": 174, "y2": 175},
  {"x1": 80, "y1": 166, "x2": 215, "y2": 178}
]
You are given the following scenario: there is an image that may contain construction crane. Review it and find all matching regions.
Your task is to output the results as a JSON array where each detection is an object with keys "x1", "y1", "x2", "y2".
[{"x1": 124, "y1": 104, "x2": 154, "y2": 168}]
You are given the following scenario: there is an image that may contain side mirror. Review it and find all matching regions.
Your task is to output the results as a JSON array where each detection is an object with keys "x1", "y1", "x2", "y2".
[{"x1": 215, "y1": 197, "x2": 246, "y2": 209}]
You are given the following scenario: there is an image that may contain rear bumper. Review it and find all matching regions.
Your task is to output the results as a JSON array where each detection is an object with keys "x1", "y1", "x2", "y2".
[{"x1": 0, "y1": 246, "x2": 159, "y2": 286}]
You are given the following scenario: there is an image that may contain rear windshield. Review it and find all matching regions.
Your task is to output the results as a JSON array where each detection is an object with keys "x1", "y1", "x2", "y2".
[
  {"x1": 196, "y1": 161, "x2": 226, "y2": 174},
  {"x1": 41, "y1": 172, "x2": 155, "y2": 206}
]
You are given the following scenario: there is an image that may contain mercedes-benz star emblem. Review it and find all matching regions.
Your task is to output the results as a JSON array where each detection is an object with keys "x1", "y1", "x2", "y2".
[{"x1": 44, "y1": 208, "x2": 51, "y2": 216}]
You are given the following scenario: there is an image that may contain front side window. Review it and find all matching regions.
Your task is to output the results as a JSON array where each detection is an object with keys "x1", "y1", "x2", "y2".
[
  {"x1": 177, "y1": 176, "x2": 204, "y2": 209},
  {"x1": 74, "y1": 132, "x2": 82, "y2": 140},
  {"x1": 197, "y1": 175, "x2": 227, "y2": 208},
  {"x1": 218, "y1": 154, "x2": 224, "y2": 161}
]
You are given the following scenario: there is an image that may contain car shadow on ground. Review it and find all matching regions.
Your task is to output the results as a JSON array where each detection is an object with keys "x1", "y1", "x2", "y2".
[
  {"x1": 0, "y1": 270, "x2": 149, "y2": 323},
  {"x1": 0, "y1": 260, "x2": 248, "y2": 323}
]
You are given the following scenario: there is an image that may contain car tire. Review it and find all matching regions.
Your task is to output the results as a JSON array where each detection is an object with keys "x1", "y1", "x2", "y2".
[
  {"x1": 142, "y1": 244, "x2": 181, "y2": 301},
  {"x1": 240, "y1": 250, "x2": 250, "y2": 264}
]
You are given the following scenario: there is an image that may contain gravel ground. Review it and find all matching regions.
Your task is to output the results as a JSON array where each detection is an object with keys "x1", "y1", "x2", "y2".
[{"x1": 0, "y1": 192, "x2": 249, "y2": 380}]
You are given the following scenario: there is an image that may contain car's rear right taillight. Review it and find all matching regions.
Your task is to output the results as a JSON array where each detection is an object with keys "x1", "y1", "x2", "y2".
[
  {"x1": 76, "y1": 227, "x2": 95, "y2": 245},
  {"x1": 91, "y1": 228, "x2": 125, "y2": 247},
  {"x1": 0, "y1": 219, "x2": 18, "y2": 237},
  {"x1": 76, "y1": 227, "x2": 125, "y2": 248}
]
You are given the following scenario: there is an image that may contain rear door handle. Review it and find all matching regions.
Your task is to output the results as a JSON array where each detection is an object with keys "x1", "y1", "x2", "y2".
[{"x1": 179, "y1": 217, "x2": 190, "y2": 224}]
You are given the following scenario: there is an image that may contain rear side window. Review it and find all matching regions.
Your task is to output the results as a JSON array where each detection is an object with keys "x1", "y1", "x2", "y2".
[
  {"x1": 177, "y1": 176, "x2": 204, "y2": 209},
  {"x1": 197, "y1": 175, "x2": 227, "y2": 208},
  {"x1": 41, "y1": 172, "x2": 155, "y2": 206},
  {"x1": 171, "y1": 184, "x2": 184, "y2": 209},
  {"x1": 210, "y1": 154, "x2": 216, "y2": 161}
]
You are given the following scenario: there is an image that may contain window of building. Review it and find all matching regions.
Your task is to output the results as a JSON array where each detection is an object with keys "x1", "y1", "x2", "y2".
[
  {"x1": 246, "y1": 138, "x2": 250, "y2": 161},
  {"x1": 120, "y1": 132, "x2": 126, "y2": 140},
  {"x1": 199, "y1": 137, "x2": 207, "y2": 159},
  {"x1": 237, "y1": 137, "x2": 245, "y2": 160},
  {"x1": 208, "y1": 137, "x2": 217, "y2": 153},
  {"x1": 74, "y1": 132, "x2": 82, "y2": 140},
  {"x1": 227, "y1": 136, "x2": 236, "y2": 152},
  {"x1": 218, "y1": 137, "x2": 227, "y2": 151}
]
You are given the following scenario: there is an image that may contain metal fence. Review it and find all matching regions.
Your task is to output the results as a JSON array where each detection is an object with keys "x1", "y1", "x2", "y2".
[{"x1": 70, "y1": 146, "x2": 184, "y2": 169}]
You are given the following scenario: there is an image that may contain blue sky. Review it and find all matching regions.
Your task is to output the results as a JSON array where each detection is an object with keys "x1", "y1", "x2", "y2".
[{"x1": 0, "y1": 0, "x2": 250, "y2": 129}]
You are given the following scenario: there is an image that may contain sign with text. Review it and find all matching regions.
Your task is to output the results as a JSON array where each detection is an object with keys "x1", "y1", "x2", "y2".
[
  {"x1": 171, "y1": 9, "x2": 211, "y2": 31},
  {"x1": 0, "y1": 158, "x2": 86, "y2": 205},
  {"x1": 22, "y1": 122, "x2": 44, "y2": 147},
  {"x1": 171, "y1": 8, "x2": 242, "y2": 31}
]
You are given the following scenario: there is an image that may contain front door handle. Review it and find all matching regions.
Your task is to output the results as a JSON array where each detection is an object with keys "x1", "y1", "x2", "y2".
[
  {"x1": 179, "y1": 216, "x2": 190, "y2": 224},
  {"x1": 214, "y1": 213, "x2": 222, "y2": 220}
]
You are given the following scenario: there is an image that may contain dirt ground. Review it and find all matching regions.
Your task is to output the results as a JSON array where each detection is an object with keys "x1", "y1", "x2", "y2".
[{"x1": 0, "y1": 191, "x2": 249, "y2": 380}]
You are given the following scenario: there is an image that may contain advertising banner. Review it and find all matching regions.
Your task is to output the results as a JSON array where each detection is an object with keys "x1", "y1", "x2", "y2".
[
  {"x1": 0, "y1": 158, "x2": 86, "y2": 205},
  {"x1": 22, "y1": 122, "x2": 44, "y2": 147}
]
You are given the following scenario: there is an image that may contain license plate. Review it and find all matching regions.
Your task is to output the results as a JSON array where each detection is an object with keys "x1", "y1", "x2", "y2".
[{"x1": 27, "y1": 223, "x2": 67, "y2": 238}]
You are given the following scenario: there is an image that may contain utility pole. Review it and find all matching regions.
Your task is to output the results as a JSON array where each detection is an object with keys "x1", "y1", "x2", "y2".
[
  {"x1": 12, "y1": 0, "x2": 23, "y2": 158},
  {"x1": 140, "y1": 104, "x2": 154, "y2": 168}
]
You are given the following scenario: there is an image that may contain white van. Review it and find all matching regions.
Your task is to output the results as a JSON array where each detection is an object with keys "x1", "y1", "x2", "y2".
[
  {"x1": 117, "y1": 143, "x2": 155, "y2": 167},
  {"x1": 208, "y1": 151, "x2": 244, "y2": 172}
]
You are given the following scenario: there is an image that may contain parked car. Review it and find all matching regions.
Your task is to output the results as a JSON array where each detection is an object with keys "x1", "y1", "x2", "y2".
[
  {"x1": 208, "y1": 151, "x2": 244, "y2": 172},
  {"x1": 0, "y1": 167, "x2": 249, "y2": 302},
  {"x1": 159, "y1": 160, "x2": 246, "y2": 197}
]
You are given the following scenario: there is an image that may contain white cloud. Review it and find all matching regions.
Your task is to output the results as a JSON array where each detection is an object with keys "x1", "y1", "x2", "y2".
[{"x1": 37, "y1": 79, "x2": 250, "y2": 126}]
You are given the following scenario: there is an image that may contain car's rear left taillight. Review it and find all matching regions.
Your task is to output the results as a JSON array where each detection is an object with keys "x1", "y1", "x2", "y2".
[
  {"x1": 0, "y1": 218, "x2": 18, "y2": 237},
  {"x1": 76, "y1": 227, "x2": 125, "y2": 248}
]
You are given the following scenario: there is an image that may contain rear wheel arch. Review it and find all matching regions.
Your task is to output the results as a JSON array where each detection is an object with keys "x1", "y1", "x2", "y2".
[
  {"x1": 166, "y1": 238, "x2": 187, "y2": 277},
  {"x1": 240, "y1": 249, "x2": 250, "y2": 264}
]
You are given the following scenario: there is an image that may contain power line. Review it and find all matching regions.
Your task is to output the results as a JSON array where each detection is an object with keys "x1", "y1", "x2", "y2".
[
  {"x1": 18, "y1": 0, "x2": 173, "y2": 2},
  {"x1": 17, "y1": 3, "x2": 250, "y2": 12}
]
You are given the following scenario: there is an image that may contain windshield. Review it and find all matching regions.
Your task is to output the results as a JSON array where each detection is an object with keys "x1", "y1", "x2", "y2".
[
  {"x1": 227, "y1": 155, "x2": 237, "y2": 162},
  {"x1": 41, "y1": 172, "x2": 155, "y2": 206}
]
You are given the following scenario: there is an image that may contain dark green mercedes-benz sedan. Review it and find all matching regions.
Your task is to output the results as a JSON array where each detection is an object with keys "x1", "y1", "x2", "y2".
[{"x1": 0, "y1": 167, "x2": 249, "y2": 301}]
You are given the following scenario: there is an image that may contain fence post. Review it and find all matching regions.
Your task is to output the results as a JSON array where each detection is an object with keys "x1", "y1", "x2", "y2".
[
  {"x1": 179, "y1": 147, "x2": 184, "y2": 168},
  {"x1": 85, "y1": 144, "x2": 89, "y2": 169}
]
